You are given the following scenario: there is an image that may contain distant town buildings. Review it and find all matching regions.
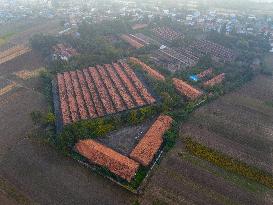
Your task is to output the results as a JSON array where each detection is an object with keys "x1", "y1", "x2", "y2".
[{"x1": 0, "y1": 0, "x2": 272, "y2": 48}]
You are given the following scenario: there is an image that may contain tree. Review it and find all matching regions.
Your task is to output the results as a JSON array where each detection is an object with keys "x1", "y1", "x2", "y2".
[
  {"x1": 30, "y1": 111, "x2": 43, "y2": 125},
  {"x1": 30, "y1": 34, "x2": 58, "y2": 56},
  {"x1": 129, "y1": 110, "x2": 138, "y2": 124},
  {"x1": 45, "y1": 112, "x2": 55, "y2": 125},
  {"x1": 197, "y1": 55, "x2": 213, "y2": 68}
]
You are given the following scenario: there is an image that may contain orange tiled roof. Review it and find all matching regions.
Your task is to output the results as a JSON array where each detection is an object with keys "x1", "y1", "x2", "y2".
[
  {"x1": 75, "y1": 139, "x2": 140, "y2": 182},
  {"x1": 129, "y1": 115, "x2": 173, "y2": 166},
  {"x1": 173, "y1": 78, "x2": 203, "y2": 100},
  {"x1": 204, "y1": 73, "x2": 225, "y2": 87},
  {"x1": 197, "y1": 68, "x2": 213, "y2": 79},
  {"x1": 129, "y1": 57, "x2": 165, "y2": 81}
]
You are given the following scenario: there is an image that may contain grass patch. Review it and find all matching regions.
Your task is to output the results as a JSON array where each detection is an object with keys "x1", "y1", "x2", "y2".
[
  {"x1": 0, "y1": 33, "x2": 14, "y2": 46},
  {"x1": 265, "y1": 101, "x2": 273, "y2": 108},
  {"x1": 127, "y1": 166, "x2": 149, "y2": 190},
  {"x1": 0, "y1": 38, "x2": 6, "y2": 46},
  {"x1": 0, "y1": 177, "x2": 33, "y2": 205},
  {"x1": 184, "y1": 138, "x2": 273, "y2": 189}
]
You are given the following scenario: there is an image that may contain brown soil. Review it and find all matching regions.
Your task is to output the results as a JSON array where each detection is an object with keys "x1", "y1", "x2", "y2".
[
  {"x1": 181, "y1": 75, "x2": 273, "y2": 173},
  {"x1": 0, "y1": 51, "x2": 137, "y2": 205}
]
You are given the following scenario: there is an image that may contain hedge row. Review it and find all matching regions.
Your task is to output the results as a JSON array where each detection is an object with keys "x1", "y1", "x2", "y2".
[{"x1": 184, "y1": 138, "x2": 273, "y2": 188}]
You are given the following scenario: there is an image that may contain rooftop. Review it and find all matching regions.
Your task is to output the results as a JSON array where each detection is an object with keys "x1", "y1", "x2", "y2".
[
  {"x1": 75, "y1": 139, "x2": 140, "y2": 182},
  {"x1": 129, "y1": 115, "x2": 173, "y2": 166}
]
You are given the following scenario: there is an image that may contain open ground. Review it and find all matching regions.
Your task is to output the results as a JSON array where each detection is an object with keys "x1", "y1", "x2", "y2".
[{"x1": 139, "y1": 73, "x2": 273, "y2": 204}]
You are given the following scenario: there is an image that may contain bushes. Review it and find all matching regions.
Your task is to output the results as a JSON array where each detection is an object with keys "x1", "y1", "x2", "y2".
[
  {"x1": 39, "y1": 70, "x2": 54, "y2": 101},
  {"x1": 57, "y1": 105, "x2": 159, "y2": 153},
  {"x1": 57, "y1": 118, "x2": 115, "y2": 152},
  {"x1": 184, "y1": 138, "x2": 273, "y2": 188},
  {"x1": 163, "y1": 124, "x2": 178, "y2": 151},
  {"x1": 30, "y1": 34, "x2": 58, "y2": 57},
  {"x1": 30, "y1": 111, "x2": 55, "y2": 126},
  {"x1": 128, "y1": 166, "x2": 149, "y2": 189}
]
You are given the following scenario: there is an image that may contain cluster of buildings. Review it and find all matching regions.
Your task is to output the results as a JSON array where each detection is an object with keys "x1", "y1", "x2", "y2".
[
  {"x1": 1, "y1": 1, "x2": 273, "y2": 52},
  {"x1": 0, "y1": 0, "x2": 56, "y2": 24},
  {"x1": 184, "y1": 10, "x2": 273, "y2": 37}
]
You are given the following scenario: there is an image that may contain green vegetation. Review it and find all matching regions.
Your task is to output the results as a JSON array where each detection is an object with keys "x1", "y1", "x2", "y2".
[
  {"x1": 184, "y1": 138, "x2": 273, "y2": 189},
  {"x1": 179, "y1": 152, "x2": 270, "y2": 194},
  {"x1": 265, "y1": 101, "x2": 273, "y2": 108},
  {"x1": 132, "y1": 201, "x2": 140, "y2": 205},
  {"x1": 261, "y1": 53, "x2": 273, "y2": 76},
  {"x1": 152, "y1": 199, "x2": 168, "y2": 205},
  {"x1": 0, "y1": 32, "x2": 14, "y2": 46},
  {"x1": 127, "y1": 166, "x2": 149, "y2": 190},
  {"x1": 0, "y1": 177, "x2": 33, "y2": 205},
  {"x1": 56, "y1": 105, "x2": 159, "y2": 154},
  {"x1": 30, "y1": 110, "x2": 55, "y2": 126},
  {"x1": 30, "y1": 34, "x2": 58, "y2": 56}
]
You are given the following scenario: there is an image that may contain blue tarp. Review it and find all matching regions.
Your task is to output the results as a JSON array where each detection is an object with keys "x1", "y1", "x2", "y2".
[{"x1": 189, "y1": 75, "x2": 199, "y2": 82}]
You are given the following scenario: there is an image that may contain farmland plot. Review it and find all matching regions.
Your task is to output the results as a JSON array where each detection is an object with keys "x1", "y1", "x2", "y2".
[
  {"x1": 139, "y1": 139, "x2": 269, "y2": 205},
  {"x1": 0, "y1": 45, "x2": 31, "y2": 65},
  {"x1": 0, "y1": 82, "x2": 17, "y2": 97},
  {"x1": 181, "y1": 75, "x2": 273, "y2": 174},
  {"x1": 55, "y1": 61, "x2": 156, "y2": 126}
]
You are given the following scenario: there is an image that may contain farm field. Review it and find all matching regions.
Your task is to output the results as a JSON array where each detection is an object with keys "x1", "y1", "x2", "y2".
[
  {"x1": 0, "y1": 18, "x2": 62, "y2": 46},
  {"x1": 139, "y1": 75, "x2": 273, "y2": 205},
  {"x1": 0, "y1": 45, "x2": 31, "y2": 65},
  {"x1": 181, "y1": 75, "x2": 273, "y2": 173},
  {"x1": 0, "y1": 51, "x2": 47, "y2": 160},
  {"x1": 0, "y1": 51, "x2": 139, "y2": 205}
]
